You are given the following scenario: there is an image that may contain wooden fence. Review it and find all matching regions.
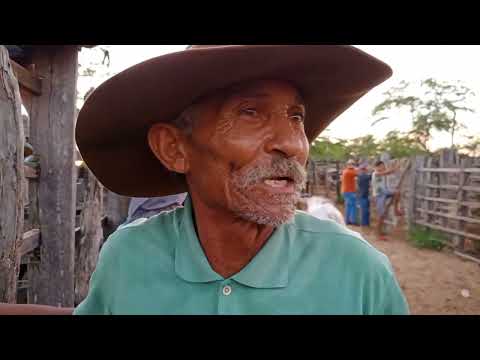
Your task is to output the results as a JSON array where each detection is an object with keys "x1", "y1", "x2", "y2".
[
  {"x1": 0, "y1": 46, "x2": 130, "y2": 306},
  {"x1": 408, "y1": 150, "x2": 480, "y2": 255},
  {"x1": 307, "y1": 150, "x2": 480, "y2": 257}
]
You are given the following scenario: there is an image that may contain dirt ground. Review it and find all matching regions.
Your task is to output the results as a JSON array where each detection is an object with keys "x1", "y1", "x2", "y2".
[
  {"x1": 352, "y1": 224, "x2": 480, "y2": 315},
  {"x1": 332, "y1": 201, "x2": 480, "y2": 315},
  {"x1": 305, "y1": 195, "x2": 480, "y2": 314}
]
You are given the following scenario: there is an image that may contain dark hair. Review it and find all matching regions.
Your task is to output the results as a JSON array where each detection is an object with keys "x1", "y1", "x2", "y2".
[{"x1": 374, "y1": 160, "x2": 385, "y2": 167}]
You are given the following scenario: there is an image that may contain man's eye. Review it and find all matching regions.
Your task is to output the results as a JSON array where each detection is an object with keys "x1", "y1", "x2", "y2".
[
  {"x1": 291, "y1": 113, "x2": 305, "y2": 122},
  {"x1": 239, "y1": 108, "x2": 258, "y2": 117}
]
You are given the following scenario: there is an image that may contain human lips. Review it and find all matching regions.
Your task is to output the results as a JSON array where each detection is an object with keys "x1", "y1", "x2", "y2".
[
  {"x1": 231, "y1": 157, "x2": 307, "y2": 195},
  {"x1": 262, "y1": 176, "x2": 295, "y2": 192}
]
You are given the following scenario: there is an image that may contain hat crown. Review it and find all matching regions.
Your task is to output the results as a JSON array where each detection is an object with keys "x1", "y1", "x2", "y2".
[{"x1": 186, "y1": 45, "x2": 233, "y2": 50}]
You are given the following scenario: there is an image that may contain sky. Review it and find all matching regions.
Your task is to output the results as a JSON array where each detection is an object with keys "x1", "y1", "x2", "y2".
[{"x1": 77, "y1": 45, "x2": 480, "y2": 151}]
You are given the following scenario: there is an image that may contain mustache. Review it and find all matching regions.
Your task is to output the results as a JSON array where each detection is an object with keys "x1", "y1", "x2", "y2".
[{"x1": 232, "y1": 158, "x2": 307, "y2": 190}]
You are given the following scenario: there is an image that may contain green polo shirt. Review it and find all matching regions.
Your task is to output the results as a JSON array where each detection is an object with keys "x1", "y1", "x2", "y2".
[{"x1": 74, "y1": 196, "x2": 409, "y2": 315}]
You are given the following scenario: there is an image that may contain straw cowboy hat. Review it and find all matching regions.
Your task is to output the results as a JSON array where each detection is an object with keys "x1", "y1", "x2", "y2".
[{"x1": 76, "y1": 45, "x2": 392, "y2": 197}]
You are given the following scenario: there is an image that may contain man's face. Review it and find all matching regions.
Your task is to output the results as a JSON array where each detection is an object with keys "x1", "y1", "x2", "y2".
[
  {"x1": 184, "y1": 80, "x2": 309, "y2": 226},
  {"x1": 376, "y1": 163, "x2": 386, "y2": 172}
]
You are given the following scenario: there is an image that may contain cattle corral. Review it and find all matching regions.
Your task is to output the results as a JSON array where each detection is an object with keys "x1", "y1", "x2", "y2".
[
  {"x1": 1, "y1": 45, "x2": 479, "y2": 313},
  {"x1": 307, "y1": 149, "x2": 480, "y2": 256},
  {"x1": 0, "y1": 45, "x2": 130, "y2": 307},
  {"x1": 307, "y1": 151, "x2": 480, "y2": 314}
]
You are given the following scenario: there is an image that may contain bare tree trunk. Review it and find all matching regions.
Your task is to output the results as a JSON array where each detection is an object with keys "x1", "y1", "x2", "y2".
[
  {"x1": 75, "y1": 168, "x2": 103, "y2": 305},
  {"x1": 451, "y1": 112, "x2": 457, "y2": 149},
  {"x1": 0, "y1": 46, "x2": 24, "y2": 302}
]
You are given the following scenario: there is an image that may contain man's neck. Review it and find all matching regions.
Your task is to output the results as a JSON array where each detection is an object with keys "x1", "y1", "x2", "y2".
[{"x1": 189, "y1": 193, "x2": 275, "y2": 279}]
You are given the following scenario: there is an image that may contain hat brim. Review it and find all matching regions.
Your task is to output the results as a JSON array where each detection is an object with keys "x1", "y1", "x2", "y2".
[{"x1": 76, "y1": 45, "x2": 391, "y2": 197}]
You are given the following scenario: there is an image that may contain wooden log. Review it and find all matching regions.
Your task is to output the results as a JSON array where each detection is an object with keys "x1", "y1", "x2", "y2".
[
  {"x1": 20, "y1": 229, "x2": 41, "y2": 256},
  {"x1": 27, "y1": 46, "x2": 78, "y2": 307},
  {"x1": 0, "y1": 46, "x2": 25, "y2": 303},
  {"x1": 75, "y1": 168, "x2": 103, "y2": 305},
  {"x1": 10, "y1": 60, "x2": 42, "y2": 96}
]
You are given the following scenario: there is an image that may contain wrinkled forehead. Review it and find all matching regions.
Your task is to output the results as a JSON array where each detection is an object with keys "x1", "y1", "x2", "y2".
[{"x1": 223, "y1": 79, "x2": 305, "y2": 104}]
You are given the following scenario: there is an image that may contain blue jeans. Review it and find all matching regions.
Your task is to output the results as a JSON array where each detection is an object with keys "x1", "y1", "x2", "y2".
[
  {"x1": 343, "y1": 192, "x2": 357, "y2": 225},
  {"x1": 375, "y1": 191, "x2": 394, "y2": 217},
  {"x1": 359, "y1": 197, "x2": 370, "y2": 226}
]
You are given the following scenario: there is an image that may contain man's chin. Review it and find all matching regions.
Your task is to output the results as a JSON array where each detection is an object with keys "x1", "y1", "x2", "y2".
[{"x1": 234, "y1": 203, "x2": 297, "y2": 227}]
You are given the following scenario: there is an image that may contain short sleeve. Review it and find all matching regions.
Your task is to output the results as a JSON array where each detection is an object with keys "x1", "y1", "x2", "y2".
[
  {"x1": 375, "y1": 259, "x2": 410, "y2": 315},
  {"x1": 73, "y1": 238, "x2": 118, "y2": 315}
]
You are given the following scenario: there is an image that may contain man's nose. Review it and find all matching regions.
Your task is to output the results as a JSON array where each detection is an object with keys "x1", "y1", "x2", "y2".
[{"x1": 264, "y1": 120, "x2": 308, "y2": 161}]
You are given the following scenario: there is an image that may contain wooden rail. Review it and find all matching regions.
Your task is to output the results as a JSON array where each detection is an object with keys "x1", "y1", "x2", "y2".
[
  {"x1": 415, "y1": 195, "x2": 479, "y2": 208},
  {"x1": 419, "y1": 168, "x2": 480, "y2": 173},
  {"x1": 20, "y1": 229, "x2": 41, "y2": 257},
  {"x1": 418, "y1": 183, "x2": 480, "y2": 192},
  {"x1": 415, "y1": 221, "x2": 480, "y2": 241},
  {"x1": 20, "y1": 215, "x2": 108, "y2": 257},
  {"x1": 416, "y1": 208, "x2": 480, "y2": 225},
  {"x1": 10, "y1": 60, "x2": 42, "y2": 95}
]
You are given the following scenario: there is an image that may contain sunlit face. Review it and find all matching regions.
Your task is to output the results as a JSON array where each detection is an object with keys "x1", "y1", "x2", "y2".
[
  {"x1": 184, "y1": 80, "x2": 309, "y2": 226},
  {"x1": 375, "y1": 163, "x2": 386, "y2": 172}
]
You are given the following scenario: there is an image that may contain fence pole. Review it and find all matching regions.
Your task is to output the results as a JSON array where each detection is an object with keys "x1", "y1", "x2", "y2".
[
  {"x1": 28, "y1": 47, "x2": 78, "y2": 307},
  {"x1": 0, "y1": 46, "x2": 25, "y2": 302}
]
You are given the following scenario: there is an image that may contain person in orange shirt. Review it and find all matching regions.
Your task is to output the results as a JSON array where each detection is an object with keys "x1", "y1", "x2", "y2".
[{"x1": 341, "y1": 159, "x2": 358, "y2": 225}]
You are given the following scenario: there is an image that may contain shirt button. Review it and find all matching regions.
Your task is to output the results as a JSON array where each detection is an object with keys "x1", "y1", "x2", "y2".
[{"x1": 222, "y1": 285, "x2": 232, "y2": 296}]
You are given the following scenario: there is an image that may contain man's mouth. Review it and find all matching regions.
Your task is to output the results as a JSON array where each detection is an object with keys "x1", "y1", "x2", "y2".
[{"x1": 263, "y1": 176, "x2": 295, "y2": 189}]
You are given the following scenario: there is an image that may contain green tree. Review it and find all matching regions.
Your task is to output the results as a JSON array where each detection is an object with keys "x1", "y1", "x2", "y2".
[
  {"x1": 461, "y1": 136, "x2": 480, "y2": 157},
  {"x1": 372, "y1": 79, "x2": 475, "y2": 150},
  {"x1": 347, "y1": 135, "x2": 379, "y2": 159},
  {"x1": 378, "y1": 130, "x2": 429, "y2": 158},
  {"x1": 310, "y1": 137, "x2": 350, "y2": 161}
]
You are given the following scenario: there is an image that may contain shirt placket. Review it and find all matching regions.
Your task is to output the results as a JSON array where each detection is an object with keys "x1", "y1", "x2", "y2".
[{"x1": 217, "y1": 280, "x2": 234, "y2": 315}]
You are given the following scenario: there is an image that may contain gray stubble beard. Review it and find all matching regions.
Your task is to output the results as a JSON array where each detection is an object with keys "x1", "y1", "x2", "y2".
[{"x1": 228, "y1": 158, "x2": 307, "y2": 227}]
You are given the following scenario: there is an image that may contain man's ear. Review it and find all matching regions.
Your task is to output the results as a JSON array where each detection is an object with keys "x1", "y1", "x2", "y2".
[{"x1": 148, "y1": 123, "x2": 190, "y2": 174}]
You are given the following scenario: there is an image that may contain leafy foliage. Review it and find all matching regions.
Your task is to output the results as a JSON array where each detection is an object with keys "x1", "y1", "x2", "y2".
[
  {"x1": 310, "y1": 137, "x2": 350, "y2": 161},
  {"x1": 461, "y1": 136, "x2": 480, "y2": 157},
  {"x1": 372, "y1": 79, "x2": 475, "y2": 149},
  {"x1": 310, "y1": 131, "x2": 428, "y2": 162},
  {"x1": 408, "y1": 225, "x2": 447, "y2": 251},
  {"x1": 378, "y1": 130, "x2": 428, "y2": 158}
]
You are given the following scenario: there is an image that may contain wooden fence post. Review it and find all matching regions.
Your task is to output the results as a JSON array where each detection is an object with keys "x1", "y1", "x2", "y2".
[
  {"x1": 28, "y1": 46, "x2": 78, "y2": 307},
  {"x1": 453, "y1": 159, "x2": 469, "y2": 250},
  {"x1": 104, "y1": 191, "x2": 130, "y2": 238},
  {"x1": 75, "y1": 168, "x2": 103, "y2": 305},
  {"x1": 0, "y1": 46, "x2": 25, "y2": 303},
  {"x1": 407, "y1": 156, "x2": 423, "y2": 230}
]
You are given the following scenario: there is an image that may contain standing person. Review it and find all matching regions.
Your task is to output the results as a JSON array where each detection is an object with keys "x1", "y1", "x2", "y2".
[
  {"x1": 341, "y1": 159, "x2": 358, "y2": 225},
  {"x1": 357, "y1": 162, "x2": 372, "y2": 227},
  {"x1": 73, "y1": 45, "x2": 408, "y2": 315},
  {"x1": 372, "y1": 160, "x2": 402, "y2": 240}
]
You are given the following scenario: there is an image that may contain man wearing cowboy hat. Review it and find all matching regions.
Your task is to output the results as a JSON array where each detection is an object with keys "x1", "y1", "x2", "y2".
[{"x1": 74, "y1": 45, "x2": 409, "y2": 315}]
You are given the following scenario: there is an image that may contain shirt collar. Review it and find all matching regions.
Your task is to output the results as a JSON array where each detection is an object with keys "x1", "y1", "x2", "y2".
[{"x1": 174, "y1": 195, "x2": 291, "y2": 289}]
